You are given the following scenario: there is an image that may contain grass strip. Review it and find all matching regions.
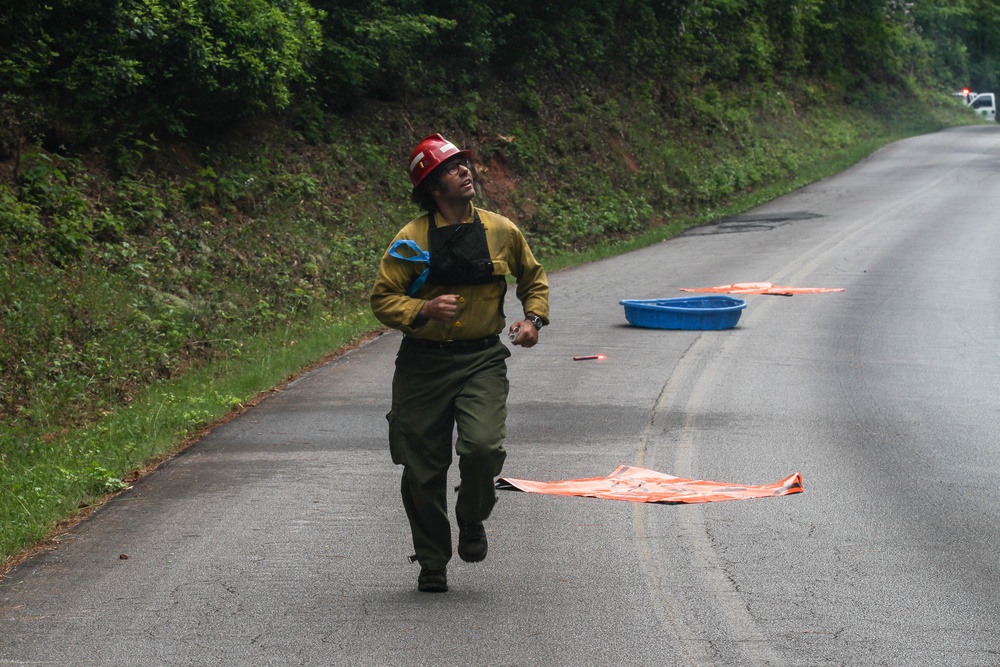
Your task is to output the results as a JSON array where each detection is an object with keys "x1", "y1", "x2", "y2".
[{"x1": 0, "y1": 308, "x2": 380, "y2": 571}]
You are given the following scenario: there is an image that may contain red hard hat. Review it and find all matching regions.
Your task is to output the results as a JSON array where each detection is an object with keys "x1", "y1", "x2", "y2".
[{"x1": 408, "y1": 133, "x2": 472, "y2": 187}]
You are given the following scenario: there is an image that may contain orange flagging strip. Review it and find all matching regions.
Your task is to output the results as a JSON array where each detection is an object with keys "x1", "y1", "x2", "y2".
[
  {"x1": 497, "y1": 466, "x2": 803, "y2": 504},
  {"x1": 679, "y1": 281, "x2": 844, "y2": 295}
]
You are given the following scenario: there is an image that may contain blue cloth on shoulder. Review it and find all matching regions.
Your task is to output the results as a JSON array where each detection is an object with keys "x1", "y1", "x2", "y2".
[{"x1": 388, "y1": 239, "x2": 430, "y2": 296}]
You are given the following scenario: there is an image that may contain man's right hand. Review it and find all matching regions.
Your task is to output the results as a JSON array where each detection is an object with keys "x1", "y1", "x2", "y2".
[{"x1": 420, "y1": 294, "x2": 460, "y2": 322}]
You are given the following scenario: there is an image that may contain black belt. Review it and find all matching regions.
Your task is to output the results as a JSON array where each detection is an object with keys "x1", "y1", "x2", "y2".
[{"x1": 403, "y1": 335, "x2": 500, "y2": 353}]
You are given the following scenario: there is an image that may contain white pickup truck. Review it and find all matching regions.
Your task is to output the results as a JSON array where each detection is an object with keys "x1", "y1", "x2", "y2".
[{"x1": 959, "y1": 91, "x2": 997, "y2": 122}]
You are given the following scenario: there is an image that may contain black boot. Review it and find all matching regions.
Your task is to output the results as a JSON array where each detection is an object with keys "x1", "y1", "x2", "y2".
[
  {"x1": 417, "y1": 567, "x2": 448, "y2": 592},
  {"x1": 457, "y1": 517, "x2": 488, "y2": 563}
]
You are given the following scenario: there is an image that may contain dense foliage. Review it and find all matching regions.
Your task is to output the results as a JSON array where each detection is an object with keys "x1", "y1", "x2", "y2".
[
  {"x1": 1, "y1": 0, "x2": 997, "y2": 145},
  {"x1": 0, "y1": 0, "x2": 322, "y2": 144}
]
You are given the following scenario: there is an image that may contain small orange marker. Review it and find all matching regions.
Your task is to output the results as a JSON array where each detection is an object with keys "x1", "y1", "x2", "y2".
[{"x1": 573, "y1": 354, "x2": 606, "y2": 361}]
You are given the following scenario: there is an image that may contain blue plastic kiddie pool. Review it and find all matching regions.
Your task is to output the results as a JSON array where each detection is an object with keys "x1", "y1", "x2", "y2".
[{"x1": 619, "y1": 296, "x2": 747, "y2": 330}]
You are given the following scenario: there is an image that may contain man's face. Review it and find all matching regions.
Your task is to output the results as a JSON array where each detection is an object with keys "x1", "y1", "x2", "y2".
[{"x1": 431, "y1": 158, "x2": 475, "y2": 202}]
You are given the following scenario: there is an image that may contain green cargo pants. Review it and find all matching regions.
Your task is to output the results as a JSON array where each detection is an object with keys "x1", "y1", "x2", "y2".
[{"x1": 387, "y1": 338, "x2": 510, "y2": 570}]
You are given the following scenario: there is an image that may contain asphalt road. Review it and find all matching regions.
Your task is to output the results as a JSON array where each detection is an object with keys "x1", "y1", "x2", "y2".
[{"x1": 2, "y1": 125, "x2": 1000, "y2": 666}]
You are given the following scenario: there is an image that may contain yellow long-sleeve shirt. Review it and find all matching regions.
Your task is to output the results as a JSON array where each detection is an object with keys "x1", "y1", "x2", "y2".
[{"x1": 370, "y1": 206, "x2": 549, "y2": 340}]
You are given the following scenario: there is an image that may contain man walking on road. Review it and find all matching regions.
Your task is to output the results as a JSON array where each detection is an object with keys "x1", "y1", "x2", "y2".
[{"x1": 371, "y1": 133, "x2": 550, "y2": 592}]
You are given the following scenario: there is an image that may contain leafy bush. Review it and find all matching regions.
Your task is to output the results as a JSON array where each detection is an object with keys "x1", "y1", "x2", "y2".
[
  {"x1": 0, "y1": 187, "x2": 44, "y2": 242},
  {"x1": 1, "y1": 0, "x2": 322, "y2": 138},
  {"x1": 14, "y1": 149, "x2": 97, "y2": 259},
  {"x1": 311, "y1": 0, "x2": 457, "y2": 104}
]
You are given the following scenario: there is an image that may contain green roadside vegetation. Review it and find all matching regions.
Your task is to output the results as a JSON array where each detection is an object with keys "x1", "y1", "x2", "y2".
[{"x1": 1, "y1": 0, "x2": 993, "y2": 572}]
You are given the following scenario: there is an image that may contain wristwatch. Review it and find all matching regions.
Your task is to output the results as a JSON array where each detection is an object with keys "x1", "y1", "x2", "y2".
[{"x1": 526, "y1": 315, "x2": 546, "y2": 331}]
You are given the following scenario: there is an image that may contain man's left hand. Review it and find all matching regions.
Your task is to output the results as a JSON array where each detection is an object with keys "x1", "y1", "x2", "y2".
[{"x1": 509, "y1": 319, "x2": 539, "y2": 348}]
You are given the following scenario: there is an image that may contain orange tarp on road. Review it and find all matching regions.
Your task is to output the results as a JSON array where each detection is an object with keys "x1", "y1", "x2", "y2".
[
  {"x1": 680, "y1": 281, "x2": 844, "y2": 296},
  {"x1": 497, "y1": 466, "x2": 803, "y2": 505}
]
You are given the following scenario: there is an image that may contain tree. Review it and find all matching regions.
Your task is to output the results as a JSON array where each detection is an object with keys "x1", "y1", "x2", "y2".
[{"x1": 1, "y1": 0, "x2": 323, "y2": 140}]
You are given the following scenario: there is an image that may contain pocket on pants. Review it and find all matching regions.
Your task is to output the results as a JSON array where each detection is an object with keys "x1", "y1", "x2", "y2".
[{"x1": 386, "y1": 411, "x2": 407, "y2": 465}]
